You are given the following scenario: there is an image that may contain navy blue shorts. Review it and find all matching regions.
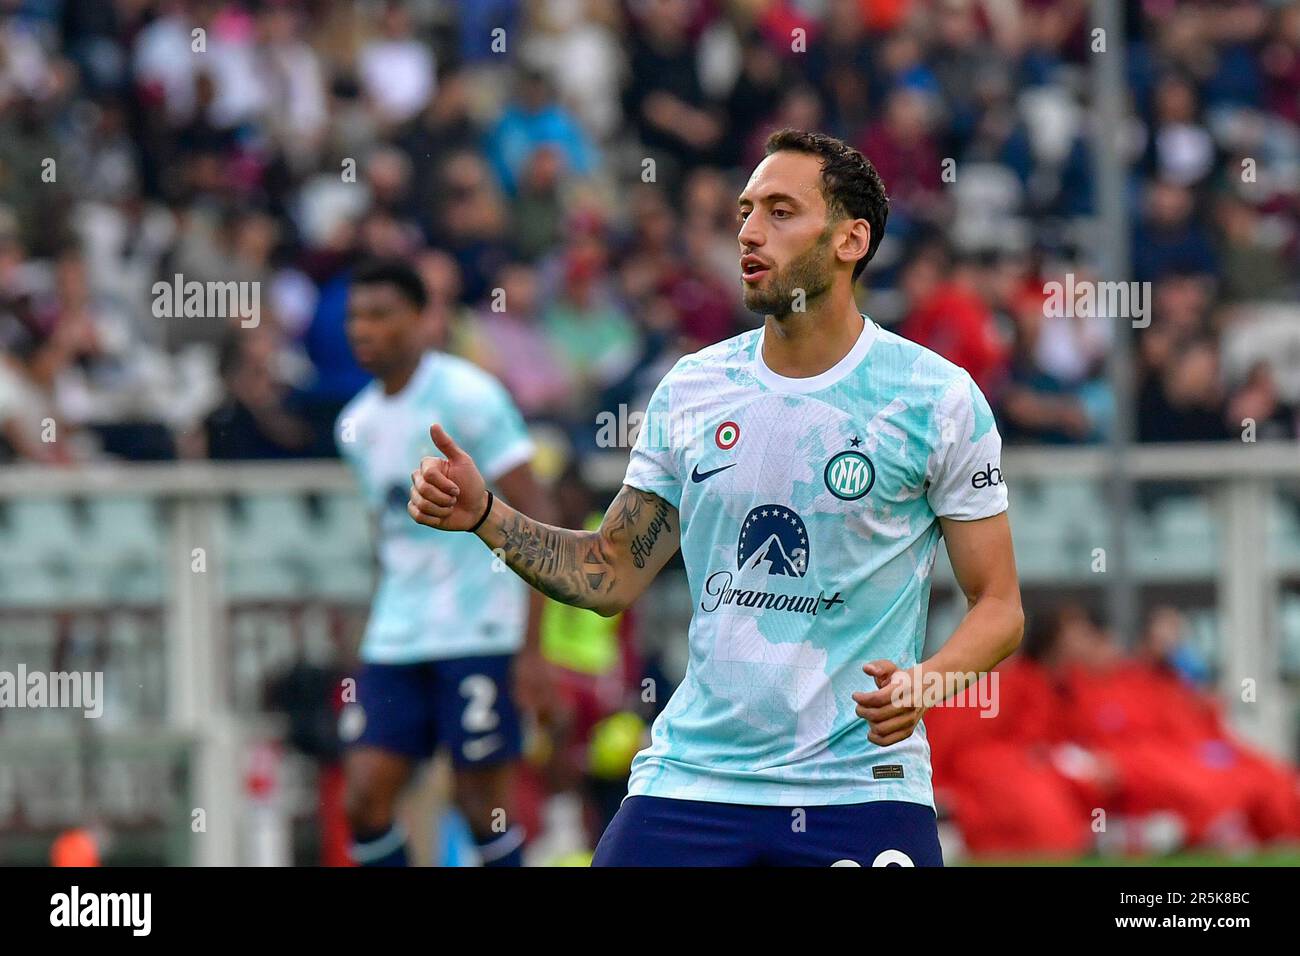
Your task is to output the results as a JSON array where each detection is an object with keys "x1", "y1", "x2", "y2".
[
  {"x1": 339, "y1": 655, "x2": 522, "y2": 768},
  {"x1": 592, "y1": 795, "x2": 943, "y2": 867}
]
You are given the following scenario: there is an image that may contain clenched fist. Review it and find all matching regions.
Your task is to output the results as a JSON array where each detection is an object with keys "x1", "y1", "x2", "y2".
[
  {"x1": 852, "y1": 660, "x2": 927, "y2": 747},
  {"x1": 408, "y1": 424, "x2": 490, "y2": 532}
]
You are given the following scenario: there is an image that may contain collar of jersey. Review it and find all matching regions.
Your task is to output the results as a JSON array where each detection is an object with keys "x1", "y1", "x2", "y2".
[
  {"x1": 376, "y1": 351, "x2": 437, "y2": 403},
  {"x1": 752, "y1": 313, "x2": 879, "y2": 394}
]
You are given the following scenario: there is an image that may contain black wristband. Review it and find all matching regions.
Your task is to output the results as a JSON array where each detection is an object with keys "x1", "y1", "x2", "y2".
[{"x1": 467, "y1": 490, "x2": 494, "y2": 534}]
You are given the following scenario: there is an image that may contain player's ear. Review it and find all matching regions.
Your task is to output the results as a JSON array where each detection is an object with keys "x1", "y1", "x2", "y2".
[{"x1": 839, "y1": 219, "x2": 870, "y2": 270}]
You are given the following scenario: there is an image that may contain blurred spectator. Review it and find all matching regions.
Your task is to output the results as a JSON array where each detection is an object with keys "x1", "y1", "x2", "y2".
[
  {"x1": 928, "y1": 0, "x2": 1003, "y2": 149},
  {"x1": 1000, "y1": 289, "x2": 1105, "y2": 444},
  {"x1": 1137, "y1": 605, "x2": 1212, "y2": 687},
  {"x1": 38, "y1": 246, "x2": 176, "y2": 459},
  {"x1": 433, "y1": 151, "x2": 510, "y2": 305},
  {"x1": 203, "y1": 327, "x2": 313, "y2": 460},
  {"x1": 860, "y1": 87, "x2": 946, "y2": 229},
  {"x1": 0, "y1": 0, "x2": 1295, "y2": 465},
  {"x1": 897, "y1": 244, "x2": 1008, "y2": 393},
  {"x1": 1261, "y1": 2, "x2": 1300, "y2": 125},
  {"x1": 509, "y1": 146, "x2": 569, "y2": 263},
  {"x1": 253, "y1": 2, "x2": 329, "y2": 174},
  {"x1": 623, "y1": 0, "x2": 723, "y2": 179},
  {"x1": 543, "y1": 245, "x2": 639, "y2": 407},
  {"x1": 485, "y1": 67, "x2": 597, "y2": 197},
  {"x1": 1144, "y1": 73, "x2": 1216, "y2": 188},
  {"x1": 1138, "y1": 337, "x2": 1232, "y2": 442},
  {"x1": 1133, "y1": 180, "x2": 1217, "y2": 284},
  {"x1": 413, "y1": 247, "x2": 466, "y2": 354},
  {"x1": 664, "y1": 225, "x2": 741, "y2": 351},
  {"x1": 1214, "y1": 194, "x2": 1292, "y2": 304},
  {"x1": 678, "y1": 166, "x2": 747, "y2": 311},
  {"x1": 1226, "y1": 360, "x2": 1297, "y2": 441},
  {"x1": 399, "y1": 71, "x2": 480, "y2": 234},
  {"x1": 0, "y1": 94, "x2": 75, "y2": 256},
  {"x1": 522, "y1": 0, "x2": 624, "y2": 140},
  {"x1": 804, "y1": 0, "x2": 874, "y2": 137},
  {"x1": 724, "y1": 32, "x2": 793, "y2": 168},
  {"x1": 930, "y1": 601, "x2": 1300, "y2": 858},
  {"x1": 356, "y1": 2, "x2": 434, "y2": 128},
  {"x1": 459, "y1": 261, "x2": 574, "y2": 419}
]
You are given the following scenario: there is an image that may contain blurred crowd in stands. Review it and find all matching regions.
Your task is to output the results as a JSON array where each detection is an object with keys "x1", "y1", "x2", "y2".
[{"x1": 1, "y1": 0, "x2": 1299, "y2": 467}]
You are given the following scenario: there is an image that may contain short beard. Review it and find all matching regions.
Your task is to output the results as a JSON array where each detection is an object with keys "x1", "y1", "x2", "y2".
[{"x1": 742, "y1": 227, "x2": 836, "y2": 319}]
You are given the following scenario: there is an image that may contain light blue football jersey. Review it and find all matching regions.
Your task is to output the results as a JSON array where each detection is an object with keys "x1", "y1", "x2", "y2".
[
  {"x1": 336, "y1": 352, "x2": 535, "y2": 663},
  {"x1": 622, "y1": 316, "x2": 1009, "y2": 807}
]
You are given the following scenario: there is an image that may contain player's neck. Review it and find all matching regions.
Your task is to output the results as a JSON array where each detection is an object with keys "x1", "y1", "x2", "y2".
[
  {"x1": 760, "y1": 292, "x2": 864, "y2": 379},
  {"x1": 379, "y1": 356, "x2": 422, "y2": 396}
]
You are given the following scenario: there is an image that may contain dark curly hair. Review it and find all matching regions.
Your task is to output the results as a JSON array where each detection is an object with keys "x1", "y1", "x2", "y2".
[
  {"x1": 351, "y1": 257, "x2": 429, "y2": 311},
  {"x1": 763, "y1": 129, "x2": 890, "y2": 283}
]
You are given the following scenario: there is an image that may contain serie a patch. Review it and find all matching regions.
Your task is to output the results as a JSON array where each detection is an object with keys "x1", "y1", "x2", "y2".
[{"x1": 872, "y1": 765, "x2": 905, "y2": 780}]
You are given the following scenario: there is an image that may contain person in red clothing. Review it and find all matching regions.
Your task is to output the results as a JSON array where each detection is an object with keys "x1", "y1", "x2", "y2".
[
  {"x1": 1050, "y1": 605, "x2": 1291, "y2": 850},
  {"x1": 1131, "y1": 606, "x2": 1300, "y2": 845},
  {"x1": 898, "y1": 244, "x2": 1009, "y2": 393},
  {"x1": 925, "y1": 610, "x2": 1101, "y2": 858}
]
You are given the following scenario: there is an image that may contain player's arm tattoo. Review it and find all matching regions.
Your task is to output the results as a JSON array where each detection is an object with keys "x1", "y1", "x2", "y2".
[
  {"x1": 481, "y1": 485, "x2": 676, "y2": 613},
  {"x1": 602, "y1": 484, "x2": 674, "y2": 569},
  {"x1": 495, "y1": 516, "x2": 607, "y2": 606}
]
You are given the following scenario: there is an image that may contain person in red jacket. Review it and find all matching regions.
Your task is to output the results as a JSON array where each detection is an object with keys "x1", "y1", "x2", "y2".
[
  {"x1": 898, "y1": 245, "x2": 1009, "y2": 394},
  {"x1": 925, "y1": 609, "x2": 1101, "y2": 858},
  {"x1": 930, "y1": 600, "x2": 1300, "y2": 857},
  {"x1": 1130, "y1": 607, "x2": 1300, "y2": 844},
  {"x1": 1052, "y1": 605, "x2": 1283, "y2": 850}
]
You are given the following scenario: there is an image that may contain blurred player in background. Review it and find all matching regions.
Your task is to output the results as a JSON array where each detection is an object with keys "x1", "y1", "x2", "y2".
[
  {"x1": 335, "y1": 258, "x2": 553, "y2": 866},
  {"x1": 408, "y1": 131, "x2": 1024, "y2": 866}
]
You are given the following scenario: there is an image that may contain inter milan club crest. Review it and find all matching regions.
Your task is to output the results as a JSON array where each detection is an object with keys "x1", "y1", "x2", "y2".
[
  {"x1": 824, "y1": 450, "x2": 875, "y2": 500},
  {"x1": 737, "y1": 505, "x2": 809, "y2": 577},
  {"x1": 715, "y1": 420, "x2": 740, "y2": 449}
]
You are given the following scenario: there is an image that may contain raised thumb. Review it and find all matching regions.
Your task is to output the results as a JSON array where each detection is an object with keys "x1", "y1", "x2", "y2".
[{"x1": 429, "y1": 423, "x2": 466, "y2": 461}]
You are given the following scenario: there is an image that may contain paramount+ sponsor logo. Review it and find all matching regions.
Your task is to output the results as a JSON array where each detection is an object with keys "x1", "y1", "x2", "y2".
[
  {"x1": 699, "y1": 504, "x2": 846, "y2": 617},
  {"x1": 700, "y1": 573, "x2": 845, "y2": 616},
  {"x1": 970, "y1": 462, "x2": 1004, "y2": 490}
]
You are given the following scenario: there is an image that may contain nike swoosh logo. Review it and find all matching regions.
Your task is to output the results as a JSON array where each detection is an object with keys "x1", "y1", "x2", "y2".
[
  {"x1": 691, "y1": 463, "x2": 737, "y2": 483},
  {"x1": 462, "y1": 734, "x2": 504, "y2": 761}
]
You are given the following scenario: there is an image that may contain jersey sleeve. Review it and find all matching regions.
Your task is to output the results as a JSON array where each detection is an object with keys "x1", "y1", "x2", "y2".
[
  {"x1": 622, "y1": 366, "x2": 682, "y2": 509},
  {"x1": 925, "y1": 372, "x2": 1009, "y2": 521},
  {"x1": 447, "y1": 368, "x2": 535, "y2": 483}
]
